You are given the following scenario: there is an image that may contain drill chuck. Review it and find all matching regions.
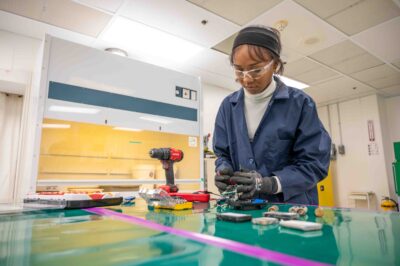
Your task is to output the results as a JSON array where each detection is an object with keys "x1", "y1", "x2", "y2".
[{"x1": 149, "y1": 148, "x2": 183, "y2": 162}]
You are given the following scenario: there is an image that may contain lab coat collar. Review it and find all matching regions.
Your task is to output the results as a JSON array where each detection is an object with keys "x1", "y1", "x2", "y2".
[{"x1": 229, "y1": 76, "x2": 289, "y2": 103}]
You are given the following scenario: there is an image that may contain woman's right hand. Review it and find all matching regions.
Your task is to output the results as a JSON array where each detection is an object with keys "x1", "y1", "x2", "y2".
[{"x1": 214, "y1": 167, "x2": 233, "y2": 193}]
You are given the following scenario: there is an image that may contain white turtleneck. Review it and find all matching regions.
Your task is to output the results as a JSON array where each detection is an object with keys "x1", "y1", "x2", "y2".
[
  {"x1": 243, "y1": 78, "x2": 276, "y2": 141},
  {"x1": 243, "y1": 78, "x2": 282, "y2": 194}
]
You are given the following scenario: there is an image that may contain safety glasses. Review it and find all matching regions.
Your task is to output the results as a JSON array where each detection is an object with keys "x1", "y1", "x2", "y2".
[{"x1": 234, "y1": 60, "x2": 274, "y2": 80}]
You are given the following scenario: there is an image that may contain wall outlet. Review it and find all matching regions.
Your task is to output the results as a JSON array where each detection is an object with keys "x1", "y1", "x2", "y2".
[{"x1": 338, "y1": 144, "x2": 345, "y2": 155}]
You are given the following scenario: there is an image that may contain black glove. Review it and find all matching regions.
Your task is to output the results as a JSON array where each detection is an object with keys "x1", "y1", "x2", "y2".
[
  {"x1": 214, "y1": 166, "x2": 233, "y2": 193},
  {"x1": 230, "y1": 171, "x2": 278, "y2": 200}
]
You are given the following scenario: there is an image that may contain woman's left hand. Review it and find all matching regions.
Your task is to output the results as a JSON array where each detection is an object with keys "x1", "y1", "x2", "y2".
[{"x1": 231, "y1": 171, "x2": 277, "y2": 199}]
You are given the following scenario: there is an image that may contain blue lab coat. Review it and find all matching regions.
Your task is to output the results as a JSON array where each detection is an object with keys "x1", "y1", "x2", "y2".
[{"x1": 213, "y1": 77, "x2": 331, "y2": 204}]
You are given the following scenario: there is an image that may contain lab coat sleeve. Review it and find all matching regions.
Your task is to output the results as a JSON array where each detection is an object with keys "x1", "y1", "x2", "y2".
[
  {"x1": 273, "y1": 97, "x2": 331, "y2": 201},
  {"x1": 213, "y1": 103, "x2": 234, "y2": 173}
]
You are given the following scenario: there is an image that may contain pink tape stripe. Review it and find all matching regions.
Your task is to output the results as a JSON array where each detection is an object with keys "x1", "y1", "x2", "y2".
[{"x1": 86, "y1": 207, "x2": 331, "y2": 266}]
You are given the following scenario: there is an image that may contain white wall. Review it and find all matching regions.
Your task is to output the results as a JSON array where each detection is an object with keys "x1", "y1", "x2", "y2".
[
  {"x1": 202, "y1": 83, "x2": 234, "y2": 150},
  {"x1": 317, "y1": 94, "x2": 395, "y2": 209},
  {"x1": 0, "y1": 30, "x2": 40, "y2": 92}
]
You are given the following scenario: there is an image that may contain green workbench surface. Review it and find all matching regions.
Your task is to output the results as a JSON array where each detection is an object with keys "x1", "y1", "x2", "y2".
[{"x1": 0, "y1": 200, "x2": 399, "y2": 266}]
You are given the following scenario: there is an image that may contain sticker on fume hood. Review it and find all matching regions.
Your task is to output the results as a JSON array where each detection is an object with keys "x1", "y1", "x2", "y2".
[
  {"x1": 189, "y1": 136, "x2": 197, "y2": 147},
  {"x1": 182, "y1": 88, "x2": 190, "y2": 99},
  {"x1": 175, "y1": 86, "x2": 197, "y2": 101},
  {"x1": 191, "y1": 90, "x2": 197, "y2": 101}
]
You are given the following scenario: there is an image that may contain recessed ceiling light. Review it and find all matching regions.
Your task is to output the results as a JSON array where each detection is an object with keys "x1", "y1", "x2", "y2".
[
  {"x1": 105, "y1": 47, "x2": 128, "y2": 57},
  {"x1": 278, "y1": 76, "x2": 309, "y2": 90},
  {"x1": 101, "y1": 17, "x2": 203, "y2": 63}
]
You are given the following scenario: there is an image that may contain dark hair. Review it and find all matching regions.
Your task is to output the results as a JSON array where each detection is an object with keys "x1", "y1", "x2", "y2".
[{"x1": 230, "y1": 26, "x2": 285, "y2": 75}]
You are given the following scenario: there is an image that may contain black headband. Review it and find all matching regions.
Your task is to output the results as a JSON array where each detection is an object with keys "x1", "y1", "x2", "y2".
[{"x1": 232, "y1": 27, "x2": 280, "y2": 57}]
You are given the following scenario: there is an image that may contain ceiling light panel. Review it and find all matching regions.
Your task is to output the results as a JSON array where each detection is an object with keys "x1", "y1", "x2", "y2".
[
  {"x1": 304, "y1": 76, "x2": 374, "y2": 104},
  {"x1": 351, "y1": 64, "x2": 400, "y2": 88},
  {"x1": 119, "y1": 0, "x2": 239, "y2": 48},
  {"x1": 278, "y1": 76, "x2": 309, "y2": 89},
  {"x1": 187, "y1": 0, "x2": 283, "y2": 26},
  {"x1": 352, "y1": 17, "x2": 400, "y2": 63},
  {"x1": 0, "y1": 0, "x2": 112, "y2": 37},
  {"x1": 326, "y1": 0, "x2": 400, "y2": 36},
  {"x1": 250, "y1": 0, "x2": 345, "y2": 56},
  {"x1": 101, "y1": 17, "x2": 204, "y2": 63}
]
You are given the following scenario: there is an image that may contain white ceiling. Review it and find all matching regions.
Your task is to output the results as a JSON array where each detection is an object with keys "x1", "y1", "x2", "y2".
[{"x1": 0, "y1": 0, "x2": 399, "y2": 105}]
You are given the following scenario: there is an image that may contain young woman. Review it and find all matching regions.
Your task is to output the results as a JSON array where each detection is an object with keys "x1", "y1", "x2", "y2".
[{"x1": 213, "y1": 26, "x2": 331, "y2": 205}]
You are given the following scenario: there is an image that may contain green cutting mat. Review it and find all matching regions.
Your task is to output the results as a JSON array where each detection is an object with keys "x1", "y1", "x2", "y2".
[{"x1": 0, "y1": 200, "x2": 399, "y2": 265}]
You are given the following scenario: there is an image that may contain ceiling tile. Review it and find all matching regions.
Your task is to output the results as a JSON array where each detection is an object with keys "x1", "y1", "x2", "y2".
[
  {"x1": 212, "y1": 33, "x2": 236, "y2": 55},
  {"x1": 280, "y1": 47, "x2": 304, "y2": 64},
  {"x1": 393, "y1": 59, "x2": 400, "y2": 69},
  {"x1": 120, "y1": 0, "x2": 239, "y2": 48},
  {"x1": 41, "y1": 0, "x2": 112, "y2": 37},
  {"x1": 310, "y1": 40, "x2": 365, "y2": 65},
  {"x1": 213, "y1": 33, "x2": 304, "y2": 64},
  {"x1": 294, "y1": 0, "x2": 360, "y2": 19},
  {"x1": 186, "y1": 48, "x2": 233, "y2": 78},
  {"x1": 310, "y1": 40, "x2": 384, "y2": 74},
  {"x1": 351, "y1": 64, "x2": 399, "y2": 81},
  {"x1": 295, "y1": 67, "x2": 339, "y2": 85},
  {"x1": 0, "y1": 0, "x2": 45, "y2": 20},
  {"x1": 327, "y1": 0, "x2": 400, "y2": 35},
  {"x1": 331, "y1": 53, "x2": 383, "y2": 74},
  {"x1": 76, "y1": 0, "x2": 123, "y2": 13},
  {"x1": 250, "y1": 0, "x2": 345, "y2": 56},
  {"x1": 351, "y1": 64, "x2": 400, "y2": 88},
  {"x1": 183, "y1": 65, "x2": 238, "y2": 91},
  {"x1": 285, "y1": 58, "x2": 321, "y2": 77},
  {"x1": 0, "y1": 10, "x2": 95, "y2": 46},
  {"x1": 187, "y1": 0, "x2": 283, "y2": 26},
  {"x1": 367, "y1": 74, "x2": 400, "y2": 89},
  {"x1": 380, "y1": 85, "x2": 400, "y2": 97},
  {"x1": 352, "y1": 17, "x2": 400, "y2": 63},
  {"x1": 0, "y1": 0, "x2": 112, "y2": 37},
  {"x1": 304, "y1": 76, "x2": 374, "y2": 104}
]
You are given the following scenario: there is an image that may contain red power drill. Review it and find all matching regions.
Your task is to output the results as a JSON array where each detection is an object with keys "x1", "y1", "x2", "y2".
[
  {"x1": 149, "y1": 148, "x2": 210, "y2": 202},
  {"x1": 149, "y1": 148, "x2": 183, "y2": 193}
]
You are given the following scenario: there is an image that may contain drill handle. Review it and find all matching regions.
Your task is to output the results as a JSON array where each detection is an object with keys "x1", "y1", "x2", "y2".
[{"x1": 162, "y1": 160, "x2": 175, "y2": 185}]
